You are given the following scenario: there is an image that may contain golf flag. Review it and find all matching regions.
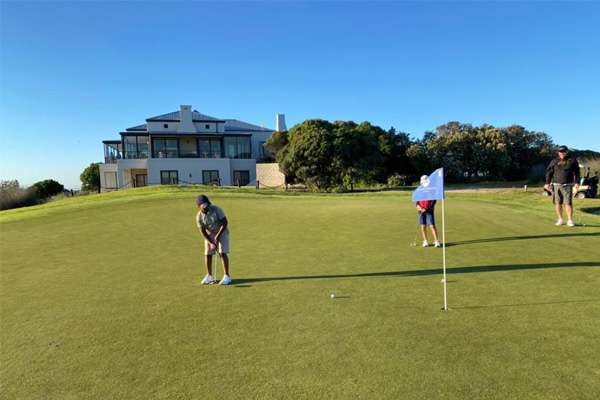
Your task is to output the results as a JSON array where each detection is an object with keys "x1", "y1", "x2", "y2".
[
  {"x1": 412, "y1": 167, "x2": 449, "y2": 311},
  {"x1": 412, "y1": 168, "x2": 445, "y2": 202}
]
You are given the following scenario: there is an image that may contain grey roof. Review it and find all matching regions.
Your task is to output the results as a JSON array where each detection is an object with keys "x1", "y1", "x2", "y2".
[
  {"x1": 126, "y1": 123, "x2": 148, "y2": 131},
  {"x1": 224, "y1": 119, "x2": 273, "y2": 132},
  {"x1": 146, "y1": 110, "x2": 223, "y2": 122},
  {"x1": 121, "y1": 110, "x2": 274, "y2": 134}
]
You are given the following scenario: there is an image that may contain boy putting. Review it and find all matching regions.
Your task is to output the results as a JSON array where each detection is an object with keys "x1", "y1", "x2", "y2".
[
  {"x1": 416, "y1": 196, "x2": 441, "y2": 248},
  {"x1": 196, "y1": 195, "x2": 232, "y2": 285}
]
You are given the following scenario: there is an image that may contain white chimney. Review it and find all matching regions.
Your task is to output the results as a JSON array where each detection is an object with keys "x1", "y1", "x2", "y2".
[
  {"x1": 276, "y1": 113, "x2": 287, "y2": 132},
  {"x1": 177, "y1": 105, "x2": 195, "y2": 133}
]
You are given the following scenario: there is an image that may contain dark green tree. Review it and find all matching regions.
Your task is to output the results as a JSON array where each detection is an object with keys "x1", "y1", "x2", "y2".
[
  {"x1": 80, "y1": 163, "x2": 101, "y2": 193},
  {"x1": 33, "y1": 179, "x2": 64, "y2": 199},
  {"x1": 263, "y1": 130, "x2": 289, "y2": 162}
]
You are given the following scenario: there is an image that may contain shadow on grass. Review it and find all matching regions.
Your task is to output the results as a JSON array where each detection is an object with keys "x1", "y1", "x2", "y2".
[
  {"x1": 233, "y1": 261, "x2": 600, "y2": 285},
  {"x1": 446, "y1": 232, "x2": 600, "y2": 247},
  {"x1": 453, "y1": 298, "x2": 600, "y2": 310}
]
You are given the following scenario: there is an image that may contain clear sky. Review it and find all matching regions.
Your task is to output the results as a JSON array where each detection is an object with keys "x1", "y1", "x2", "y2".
[{"x1": 1, "y1": 1, "x2": 599, "y2": 189}]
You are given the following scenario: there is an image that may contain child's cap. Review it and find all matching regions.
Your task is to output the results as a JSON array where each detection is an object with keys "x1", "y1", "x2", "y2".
[{"x1": 196, "y1": 195, "x2": 210, "y2": 206}]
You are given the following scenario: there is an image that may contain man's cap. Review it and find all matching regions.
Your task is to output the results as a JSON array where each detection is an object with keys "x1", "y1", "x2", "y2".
[
  {"x1": 196, "y1": 195, "x2": 210, "y2": 206},
  {"x1": 558, "y1": 145, "x2": 569, "y2": 152}
]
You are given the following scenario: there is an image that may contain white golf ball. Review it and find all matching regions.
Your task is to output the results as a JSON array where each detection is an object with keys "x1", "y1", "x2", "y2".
[{"x1": 330, "y1": 293, "x2": 336, "y2": 299}]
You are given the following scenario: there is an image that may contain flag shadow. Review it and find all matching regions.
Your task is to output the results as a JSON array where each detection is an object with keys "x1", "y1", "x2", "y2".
[
  {"x1": 445, "y1": 232, "x2": 600, "y2": 247},
  {"x1": 233, "y1": 261, "x2": 600, "y2": 285},
  {"x1": 453, "y1": 298, "x2": 600, "y2": 310}
]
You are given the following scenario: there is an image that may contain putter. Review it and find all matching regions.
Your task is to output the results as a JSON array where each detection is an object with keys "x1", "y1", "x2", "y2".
[
  {"x1": 410, "y1": 219, "x2": 421, "y2": 247},
  {"x1": 212, "y1": 245, "x2": 220, "y2": 284}
]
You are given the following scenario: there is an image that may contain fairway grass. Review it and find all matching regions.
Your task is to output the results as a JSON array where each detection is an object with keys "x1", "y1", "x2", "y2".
[{"x1": 1, "y1": 188, "x2": 599, "y2": 399}]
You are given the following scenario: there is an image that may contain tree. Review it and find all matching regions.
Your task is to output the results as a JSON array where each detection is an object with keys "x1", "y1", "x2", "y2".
[
  {"x1": 264, "y1": 130, "x2": 289, "y2": 162},
  {"x1": 80, "y1": 163, "x2": 101, "y2": 193},
  {"x1": 278, "y1": 119, "x2": 385, "y2": 191},
  {"x1": 33, "y1": 179, "x2": 64, "y2": 199}
]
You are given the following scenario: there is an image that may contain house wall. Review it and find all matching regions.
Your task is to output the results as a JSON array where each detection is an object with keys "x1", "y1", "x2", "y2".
[
  {"x1": 147, "y1": 158, "x2": 233, "y2": 185},
  {"x1": 146, "y1": 121, "x2": 225, "y2": 134},
  {"x1": 116, "y1": 159, "x2": 148, "y2": 188},
  {"x1": 99, "y1": 163, "x2": 118, "y2": 192},
  {"x1": 146, "y1": 121, "x2": 178, "y2": 133}
]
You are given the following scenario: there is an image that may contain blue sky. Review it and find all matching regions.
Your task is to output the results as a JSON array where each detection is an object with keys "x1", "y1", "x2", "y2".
[{"x1": 1, "y1": 1, "x2": 599, "y2": 189}]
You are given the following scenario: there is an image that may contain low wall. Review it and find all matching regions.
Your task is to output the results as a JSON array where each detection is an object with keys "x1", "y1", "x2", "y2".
[{"x1": 256, "y1": 163, "x2": 286, "y2": 189}]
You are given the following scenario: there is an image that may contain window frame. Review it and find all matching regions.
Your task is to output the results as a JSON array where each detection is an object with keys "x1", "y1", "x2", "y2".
[
  {"x1": 202, "y1": 170, "x2": 220, "y2": 185},
  {"x1": 160, "y1": 170, "x2": 179, "y2": 185},
  {"x1": 233, "y1": 170, "x2": 250, "y2": 186}
]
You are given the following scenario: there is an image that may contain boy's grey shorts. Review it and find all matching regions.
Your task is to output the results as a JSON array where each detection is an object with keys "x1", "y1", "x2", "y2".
[
  {"x1": 552, "y1": 184, "x2": 573, "y2": 206},
  {"x1": 204, "y1": 232, "x2": 230, "y2": 255}
]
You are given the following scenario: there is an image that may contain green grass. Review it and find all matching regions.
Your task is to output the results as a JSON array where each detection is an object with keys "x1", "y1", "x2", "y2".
[{"x1": 1, "y1": 187, "x2": 599, "y2": 399}]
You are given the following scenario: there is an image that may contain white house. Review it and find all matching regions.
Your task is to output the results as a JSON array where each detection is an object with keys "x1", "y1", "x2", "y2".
[{"x1": 99, "y1": 105, "x2": 284, "y2": 191}]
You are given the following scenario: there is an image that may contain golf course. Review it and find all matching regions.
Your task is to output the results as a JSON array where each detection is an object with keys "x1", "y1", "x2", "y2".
[{"x1": 1, "y1": 186, "x2": 599, "y2": 400}]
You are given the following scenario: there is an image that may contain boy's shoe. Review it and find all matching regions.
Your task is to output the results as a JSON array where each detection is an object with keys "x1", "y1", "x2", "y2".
[
  {"x1": 422, "y1": 241, "x2": 429, "y2": 247},
  {"x1": 201, "y1": 274, "x2": 215, "y2": 285},
  {"x1": 434, "y1": 241, "x2": 442, "y2": 248},
  {"x1": 555, "y1": 219, "x2": 564, "y2": 226},
  {"x1": 219, "y1": 275, "x2": 232, "y2": 285},
  {"x1": 567, "y1": 220, "x2": 575, "y2": 227}
]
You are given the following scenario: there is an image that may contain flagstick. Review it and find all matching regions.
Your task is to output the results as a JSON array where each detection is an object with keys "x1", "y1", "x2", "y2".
[{"x1": 442, "y1": 196, "x2": 448, "y2": 311}]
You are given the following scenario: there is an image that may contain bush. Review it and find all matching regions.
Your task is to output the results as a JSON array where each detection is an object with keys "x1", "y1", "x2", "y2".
[
  {"x1": 33, "y1": 179, "x2": 64, "y2": 199},
  {"x1": 387, "y1": 174, "x2": 410, "y2": 187},
  {"x1": 0, "y1": 181, "x2": 41, "y2": 210}
]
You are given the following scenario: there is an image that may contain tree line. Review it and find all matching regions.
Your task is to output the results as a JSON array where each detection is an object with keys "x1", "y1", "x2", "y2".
[
  {"x1": 265, "y1": 120, "x2": 587, "y2": 191},
  {"x1": 0, "y1": 179, "x2": 66, "y2": 211}
]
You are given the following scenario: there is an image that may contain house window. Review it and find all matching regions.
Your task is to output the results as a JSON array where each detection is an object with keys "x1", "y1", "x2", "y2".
[
  {"x1": 258, "y1": 141, "x2": 266, "y2": 160},
  {"x1": 224, "y1": 136, "x2": 251, "y2": 159},
  {"x1": 123, "y1": 136, "x2": 149, "y2": 159},
  {"x1": 205, "y1": 124, "x2": 210, "y2": 129},
  {"x1": 202, "y1": 170, "x2": 220, "y2": 185},
  {"x1": 153, "y1": 138, "x2": 178, "y2": 158},
  {"x1": 179, "y1": 138, "x2": 198, "y2": 158},
  {"x1": 160, "y1": 170, "x2": 179, "y2": 185},
  {"x1": 163, "y1": 124, "x2": 169, "y2": 129},
  {"x1": 198, "y1": 138, "x2": 222, "y2": 158},
  {"x1": 233, "y1": 170, "x2": 250, "y2": 186}
]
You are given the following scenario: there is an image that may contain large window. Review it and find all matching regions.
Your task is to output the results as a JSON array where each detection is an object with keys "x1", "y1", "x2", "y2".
[
  {"x1": 224, "y1": 136, "x2": 251, "y2": 159},
  {"x1": 179, "y1": 138, "x2": 198, "y2": 158},
  {"x1": 199, "y1": 138, "x2": 222, "y2": 158},
  {"x1": 103, "y1": 142, "x2": 122, "y2": 163},
  {"x1": 160, "y1": 170, "x2": 179, "y2": 185},
  {"x1": 123, "y1": 136, "x2": 149, "y2": 159},
  {"x1": 153, "y1": 138, "x2": 178, "y2": 158},
  {"x1": 202, "y1": 170, "x2": 220, "y2": 185},
  {"x1": 233, "y1": 170, "x2": 250, "y2": 186}
]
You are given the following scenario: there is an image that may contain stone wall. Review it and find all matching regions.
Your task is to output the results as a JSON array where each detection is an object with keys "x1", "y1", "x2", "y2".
[{"x1": 256, "y1": 163, "x2": 286, "y2": 189}]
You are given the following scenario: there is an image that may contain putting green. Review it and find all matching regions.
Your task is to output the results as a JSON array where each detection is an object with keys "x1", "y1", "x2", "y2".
[{"x1": 1, "y1": 187, "x2": 599, "y2": 399}]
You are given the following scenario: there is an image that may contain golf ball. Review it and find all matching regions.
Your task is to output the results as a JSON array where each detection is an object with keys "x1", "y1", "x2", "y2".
[{"x1": 330, "y1": 293, "x2": 336, "y2": 299}]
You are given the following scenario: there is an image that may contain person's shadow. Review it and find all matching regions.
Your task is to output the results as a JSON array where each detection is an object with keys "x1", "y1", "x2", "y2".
[
  {"x1": 445, "y1": 231, "x2": 600, "y2": 247},
  {"x1": 233, "y1": 261, "x2": 600, "y2": 285}
]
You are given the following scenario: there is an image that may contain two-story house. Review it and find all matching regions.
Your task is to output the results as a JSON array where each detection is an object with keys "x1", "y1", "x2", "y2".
[{"x1": 100, "y1": 105, "x2": 285, "y2": 191}]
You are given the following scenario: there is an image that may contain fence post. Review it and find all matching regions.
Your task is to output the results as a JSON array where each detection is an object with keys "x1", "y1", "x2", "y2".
[{"x1": 256, "y1": 180, "x2": 260, "y2": 190}]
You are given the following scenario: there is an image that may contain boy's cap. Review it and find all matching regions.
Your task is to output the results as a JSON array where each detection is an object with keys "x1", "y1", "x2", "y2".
[
  {"x1": 196, "y1": 195, "x2": 210, "y2": 206},
  {"x1": 558, "y1": 145, "x2": 569, "y2": 152}
]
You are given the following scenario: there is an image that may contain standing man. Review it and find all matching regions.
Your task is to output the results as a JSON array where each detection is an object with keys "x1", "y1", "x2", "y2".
[
  {"x1": 545, "y1": 145, "x2": 580, "y2": 227},
  {"x1": 196, "y1": 195, "x2": 232, "y2": 285}
]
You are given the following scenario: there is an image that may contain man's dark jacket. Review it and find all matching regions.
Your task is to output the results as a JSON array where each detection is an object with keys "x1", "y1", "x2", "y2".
[{"x1": 545, "y1": 157, "x2": 580, "y2": 185}]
